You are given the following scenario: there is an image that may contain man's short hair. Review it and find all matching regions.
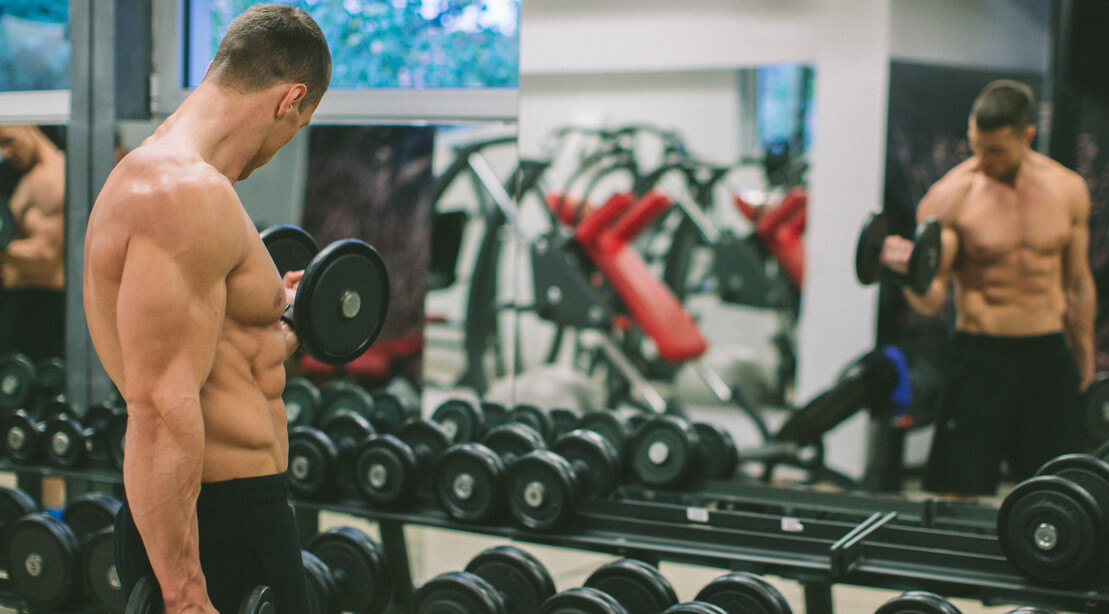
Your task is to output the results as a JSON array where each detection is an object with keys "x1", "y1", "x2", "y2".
[
  {"x1": 971, "y1": 80, "x2": 1036, "y2": 132},
  {"x1": 205, "y1": 4, "x2": 332, "y2": 109}
]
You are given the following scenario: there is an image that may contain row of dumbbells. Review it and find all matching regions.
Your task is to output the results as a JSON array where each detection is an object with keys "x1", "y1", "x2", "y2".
[
  {"x1": 0, "y1": 398, "x2": 127, "y2": 472},
  {"x1": 0, "y1": 485, "x2": 122, "y2": 612},
  {"x1": 0, "y1": 352, "x2": 68, "y2": 413}
]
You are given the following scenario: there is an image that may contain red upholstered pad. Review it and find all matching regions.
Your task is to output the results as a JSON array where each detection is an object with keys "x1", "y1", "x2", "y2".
[{"x1": 574, "y1": 192, "x2": 636, "y2": 244}]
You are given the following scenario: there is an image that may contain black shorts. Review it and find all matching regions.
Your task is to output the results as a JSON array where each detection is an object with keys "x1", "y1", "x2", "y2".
[
  {"x1": 115, "y1": 474, "x2": 311, "y2": 614},
  {"x1": 922, "y1": 332, "x2": 1082, "y2": 495},
  {"x1": 0, "y1": 287, "x2": 64, "y2": 360}
]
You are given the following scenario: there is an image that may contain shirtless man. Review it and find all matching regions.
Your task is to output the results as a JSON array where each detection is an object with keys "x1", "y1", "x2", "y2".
[
  {"x1": 83, "y1": 6, "x2": 330, "y2": 612},
  {"x1": 0, "y1": 125, "x2": 65, "y2": 361},
  {"x1": 881, "y1": 80, "x2": 1095, "y2": 496}
]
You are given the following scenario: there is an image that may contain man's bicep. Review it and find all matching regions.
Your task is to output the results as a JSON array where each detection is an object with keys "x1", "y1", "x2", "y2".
[{"x1": 115, "y1": 238, "x2": 225, "y2": 402}]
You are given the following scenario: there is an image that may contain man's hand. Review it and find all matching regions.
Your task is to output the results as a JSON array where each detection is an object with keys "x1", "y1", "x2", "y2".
[
  {"x1": 282, "y1": 270, "x2": 303, "y2": 358},
  {"x1": 879, "y1": 235, "x2": 914, "y2": 276}
]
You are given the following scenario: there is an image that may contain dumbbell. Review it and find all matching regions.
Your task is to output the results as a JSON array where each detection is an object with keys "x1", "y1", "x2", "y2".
[
  {"x1": 42, "y1": 401, "x2": 127, "y2": 468},
  {"x1": 0, "y1": 353, "x2": 41, "y2": 411},
  {"x1": 34, "y1": 356, "x2": 66, "y2": 398},
  {"x1": 691, "y1": 572, "x2": 794, "y2": 614},
  {"x1": 354, "y1": 418, "x2": 452, "y2": 508},
  {"x1": 541, "y1": 558, "x2": 678, "y2": 614},
  {"x1": 504, "y1": 429, "x2": 621, "y2": 531},
  {"x1": 575, "y1": 407, "x2": 651, "y2": 461},
  {"x1": 83, "y1": 524, "x2": 124, "y2": 614},
  {"x1": 874, "y1": 591, "x2": 961, "y2": 613},
  {"x1": 7, "y1": 492, "x2": 121, "y2": 611},
  {"x1": 505, "y1": 404, "x2": 585, "y2": 445},
  {"x1": 431, "y1": 397, "x2": 488, "y2": 444},
  {"x1": 283, "y1": 376, "x2": 322, "y2": 428},
  {"x1": 411, "y1": 545, "x2": 556, "y2": 614},
  {"x1": 287, "y1": 409, "x2": 376, "y2": 500},
  {"x1": 434, "y1": 422, "x2": 547, "y2": 523},
  {"x1": 0, "y1": 485, "x2": 38, "y2": 576},
  {"x1": 260, "y1": 224, "x2": 390, "y2": 365},
  {"x1": 0, "y1": 398, "x2": 79, "y2": 463},
  {"x1": 318, "y1": 380, "x2": 376, "y2": 426},
  {"x1": 303, "y1": 526, "x2": 392, "y2": 614},
  {"x1": 855, "y1": 211, "x2": 942, "y2": 295},
  {"x1": 997, "y1": 453, "x2": 1109, "y2": 585},
  {"x1": 627, "y1": 415, "x2": 739, "y2": 488},
  {"x1": 367, "y1": 376, "x2": 421, "y2": 434},
  {"x1": 126, "y1": 574, "x2": 274, "y2": 614},
  {"x1": 1083, "y1": 373, "x2": 1109, "y2": 447}
]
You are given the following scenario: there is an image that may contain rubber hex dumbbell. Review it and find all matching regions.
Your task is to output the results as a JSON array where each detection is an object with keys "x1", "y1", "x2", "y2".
[
  {"x1": 575, "y1": 408, "x2": 651, "y2": 462},
  {"x1": 127, "y1": 574, "x2": 274, "y2": 614},
  {"x1": 504, "y1": 429, "x2": 621, "y2": 531},
  {"x1": 507, "y1": 403, "x2": 555, "y2": 443},
  {"x1": 431, "y1": 397, "x2": 488, "y2": 444},
  {"x1": 318, "y1": 380, "x2": 376, "y2": 427},
  {"x1": 367, "y1": 377, "x2": 421, "y2": 434},
  {"x1": 83, "y1": 524, "x2": 124, "y2": 614},
  {"x1": 541, "y1": 558, "x2": 678, "y2": 614},
  {"x1": 0, "y1": 353, "x2": 39, "y2": 411},
  {"x1": 411, "y1": 545, "x2": 557, "y2": 614},
  {"x1": 305, "y1": 526, "x2": 392, "y2": 614},
  {"x1": 287, "y1": 410, "x2": 376, "y2": 500},
  {"x1": 627, "y1": 415, "x2": 739, "y2": 489},
  {"x1": 42, "y1": 401, "x2": 127, "y2": 469},
  {"x1": 874, "y1": 591, "x2": 962, "y2": 613},
  {"x1": 0, "y1": 398, "x2": 79, "y2": 464},
  {"x1": 283, "y1": 376, "x2": 322, "y2": 429},
  {"x1": 434, "y1": 422, "x2": 547, "y2": 523},
  {"x1": 0, "y1": 485, "x2": 38, "y2": 577},
  {"x1": 7, "y1": 492, "x2": 121, "y2": 611},
  {"x1": 354, "y1": 418, "x2": 452, "y2": 508},
  {"x1": 997, "y1": 453, "x2": 1109, "y2": 585},
  {"x1": 855, "y1": 211, "x2": 942, "y2": 295},
  {"x1": 693, "y1": 572, "x2": 794, "y2": 614}
]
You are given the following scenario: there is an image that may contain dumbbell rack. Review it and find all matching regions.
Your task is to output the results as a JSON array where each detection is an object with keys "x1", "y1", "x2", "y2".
[
  {"x1": 0, "y1": 458, "x2": 1106, "y2": 614},
  {"x1": 289, "y1": 478, "x2": 1109, "y2": 614}
]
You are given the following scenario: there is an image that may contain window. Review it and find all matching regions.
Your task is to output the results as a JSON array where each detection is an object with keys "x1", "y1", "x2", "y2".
[{"x1": 0, "y1": 1, "x2": 68, "y2": 92}]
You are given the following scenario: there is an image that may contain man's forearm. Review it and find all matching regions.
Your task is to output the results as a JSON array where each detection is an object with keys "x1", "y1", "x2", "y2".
[
  {"x1": 1, "y1": 237, "x2": 58, "y2": 270},
  {"x1": 902, "y1": 278, "x2": 948, "y2": 316}
]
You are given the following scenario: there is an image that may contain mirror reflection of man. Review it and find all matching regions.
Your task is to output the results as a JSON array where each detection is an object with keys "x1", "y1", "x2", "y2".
[{"x1": 0, "y1": 125, "x2": 65, "y2": 361}]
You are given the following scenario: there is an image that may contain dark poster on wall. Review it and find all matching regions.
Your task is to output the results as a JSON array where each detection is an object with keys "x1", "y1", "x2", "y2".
[
  {"x1": 300, "y1": 125, "x2": 436, "y2": 385},
  {"x1": 878, "y1": 62, "x2": 1042, "y2": 352}
]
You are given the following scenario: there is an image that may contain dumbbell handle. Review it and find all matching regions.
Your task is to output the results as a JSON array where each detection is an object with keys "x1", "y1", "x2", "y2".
[{"x1": 126, "y1": 575, "x2": 275, "y2": 613}]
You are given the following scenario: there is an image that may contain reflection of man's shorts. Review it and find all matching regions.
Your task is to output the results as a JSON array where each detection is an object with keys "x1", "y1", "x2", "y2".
[
  {"x1": 923, "y1": 332, "x2": 1081, "y2": 495},
  {"x1": 115, "y1": 474, "x2": 311, "y2": 613},
  {"x1": 0, "y1": 287, "x2": 64, "y2": 360}
]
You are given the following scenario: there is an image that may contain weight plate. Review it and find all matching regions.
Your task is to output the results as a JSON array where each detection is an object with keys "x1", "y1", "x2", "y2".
[
  {"x1": 694, "y1": 571, "x2": 793, "y2": 614},
  {"x1": 628, "y1": 416, "x2": 700, "y2": 489},
  {"x1": 1037, "y1": 453, "x2": 1109, "y2": 529},
  {"x1": 7, "y1": 512, "x2": 81, "y2": 610},
  {"x1": 483, "y1": 422, "x2": 546, "y2": 464},
  {"x1": 661, "y1": 603, "x2": 728, "y2": 614},
  {"x1": 108, "y1": 411, "x2": 127, "y2": 471},
  {"x1": 301, "y1": 549, "x2": 341, "y2": 614},
  {"x1": 307, "y1": 526, "x2": 392, "y2": 614},
  {"x1": 576, "y1": 412, "x2": 631, "y2": 457},
  {"x1": 412, "y1": 571, "x2": 507, "y2": 614},
  {"x1": 1084, "y1": 374, "x2": 1109, "y2": 446},
  {"x1": 997, "y1": 475, "x2": 1105, "y2": 584},
  {"x1": 294, "y1": 239, "x2": 390, "y2": 365},
  {"x1": 283, "y1": 377, "x2": 322, "y2": 428},
  {"x1": 43, "y1": 415, "x2": 87, "y2": 468},
  {"x1": 855, "y1": 210, "x2": 888, "y2": 286},
  {"x1": 321, "y1": 410, "x2": 375, "y2": 457},
  {"x1": 1096, "y1": 439, "x2": 1109, "y2": 465},
  {"x1": 482, "y1": 401, "x2": 509, "y2": 430},
  {"x1": 241, "y1": 585, "x2": 276, "y2": 614},
  {"x1": 692, "y1": 422, "x2": 738, "y2": 480},
  {"x1": 0, "y1": 353, "x2": 35, "y2": 410},
  {"x1": 432, "y1": 398, "x2": 486, "y2": 443},
  {"x1": 552, "y1": 429, "x2": 620, "y2": 499},
  {"x1": 370, "y1": 387, "x2": 417, "y2": 435},
  {"x1": 62, "y1": 493, "x2": 121, "y2": 543},
  {"x1": 81, "y1": 526, "x2": 124, "y2": 614},
  {"x1": 287, "y1": 427, "x2": 340, "y2": 500},
  {"x1": 874, "y1": 591, "x2": 963, "y2": 614},
  {"x1": 509, "y1": 404, "x2": 554, "y2": 442},
  {"x1": 550, "y1": 408, "x2": 581, "y2": 442},
  {"x1": 466, "y1": 545, "x2": 557, "y2": 614},
  {"x1": 260, "y1": 224, "x2": 319, "y2": 279},
  {"x1": 0, "y1": 409, "x2": 41, "y2": 463},
  {"x1": 539, "y1": 587, "x2": 629, "y2": 614},
  {"x1": 0, "y1": 485, "x2": 36, "y2": 574},
  {"x1": 354, "y1": 434, "x2": 418, "y2": 508},
  {"x1": 400, "y1": 419, "x2": 452, "y2": 473},
  {"x1": 907, "y1": 217, "x2": 942, "y2": 295},
  {"x1": 34, "y1": 357, "x2": 66, "y2": 396},
  {"x1": 434, "y1": 443, "x2": 505, "y2": 523},
  {"x1": 505, "y1": 450, "x2": 579, "y2": 531},
  {"x1": 319, "y1": 382, "x2": 376, "y2": 425},
  {"x1": 584, "y1": 558, "x2": 679, "y2": 614},
  {"x1": 127, "y1": 575, "x2": 162, "y2": 614}
]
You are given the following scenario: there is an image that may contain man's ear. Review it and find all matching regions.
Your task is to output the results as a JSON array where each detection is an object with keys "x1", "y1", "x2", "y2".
[
  {"x1": 1022, "y1": 124, "x2": 1036, "y2": 146},
  {"x1": 276, "y1": 84, "x2": 308, "y2": 119}
]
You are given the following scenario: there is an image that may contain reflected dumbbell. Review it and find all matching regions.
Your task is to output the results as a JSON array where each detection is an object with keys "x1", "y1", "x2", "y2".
[
  {"x1": 7, "y1": 492, "x2": 121, "y2": 611},
  {"x1": 0, "y1": 353, "x2": 45, "y2": 411},
  {"x1": 127, "y1": 574, "x2": 274, "y2": 614},
  {"x1": 318, "y1": 381, "x2": 376, "y2": 427},
  {"x1": 34, "y1": 357, "x2": 66, "y2": 399},
  {"x1": 432, "y1": 398, "x2": 488, "y2": 444},
  {"x1": 628, "y1": 415, "x2": 738, "y2": 488},
  {"x1": 874, "y1": 591, "x2": 961, "y2": 613},
  {"x1": 0, "y1": 485, "x2": 38, "y2": 577},
  {"x1": 42, "y1": 401, "x2": 127, "y2": 469},
  {"x1": 354, "y1": 418, "x2": 452, "y2": 508},
  {"x1": 411, "y1": 545, "x2": 556, "y2": 614},
  {"x1": 434, "y1": 422, "x2": 547, "y2": 523},
  {"x1": 367, "y1": 377, "x2": 421, "y2": 434},
  {"x1": 0, "y1": 399, "x2": 79, "y2": 464},
  {"x1": 287, "y1": 410, "x2": 376, "y2": 500},
  {"x1": 304, "y1": 526, "x2": 392, "y2": 614},
  {"x1": 504, "y1": 429, "x2": 621, "y2": 531},
  {"x1": 541, "y1": 558, "x2": 678, "y2": 614},
  {"x1": 283, "y1": 376, "x2": 322, "y2": 429}
]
